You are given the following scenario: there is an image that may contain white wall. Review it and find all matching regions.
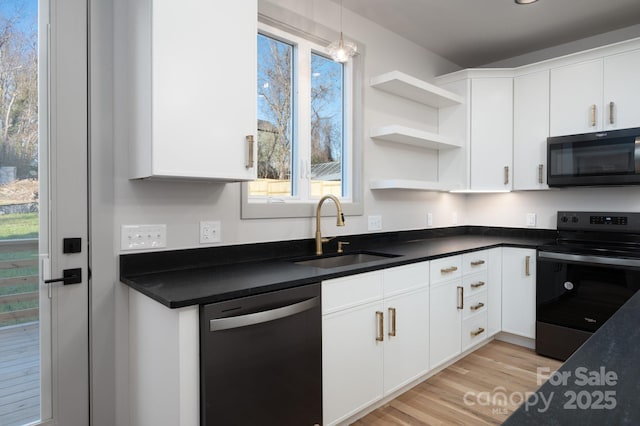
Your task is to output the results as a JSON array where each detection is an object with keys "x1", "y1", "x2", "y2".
[{"x1": 466, "y1": 187, "x2": 640, "y2": 229}]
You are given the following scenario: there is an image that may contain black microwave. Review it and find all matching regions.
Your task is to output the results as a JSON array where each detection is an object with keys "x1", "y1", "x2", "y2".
[{"x1": 547, "y1": 127, "x2": 640, "y2": 187}]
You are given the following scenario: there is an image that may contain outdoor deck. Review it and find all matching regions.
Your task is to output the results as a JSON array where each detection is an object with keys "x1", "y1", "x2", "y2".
[{"x1": 0, "y1": 322, "x2": 39, "y2": 426}]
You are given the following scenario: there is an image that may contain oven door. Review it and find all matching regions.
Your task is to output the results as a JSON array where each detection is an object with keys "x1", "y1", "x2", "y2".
[
  {"x1": 536, "y1": 251, "x2": 640, "y2": 360},
  {"x1": 537, "y1": 251, "x2": 640, "y2": 331}
]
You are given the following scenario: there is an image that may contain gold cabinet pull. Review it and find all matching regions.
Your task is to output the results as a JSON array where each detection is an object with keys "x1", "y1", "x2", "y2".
[
  {"x1": 376, "y1": 311, "x2": 384, "y2": 342},
  {"x1": 441, "y1": 266, "x2": 458, "y2": 274},
  {"x1": 525, "y1": 255, "x2": 531, "y2": 276},
  {"x1": 388, "y1": 307, "x2": 396, "y2": 337},
  {"x1": 538, "y1": 164, "x2": 544, "y2": 184},
  {"x1": 590, "y1": 104, "x2": 597, "y2": 127},
  {"x1": 457, "y1": 286, "x2": 464, "y2": 310},
  {"x1": 470, "y1": 327, "x2": 485, "y2": 337},
  {"x1": 609, "y1": 101, "x2": 615, "y2": 125},
  {"x1": 471, "y1": 281, "x2": 486, "y2": 289},
  {"x1": 470, "y1": 302, "x2": 485, "y2": 311},
  {"x1": 245, "y1": 135, "x2": 255, "y2": 168},
  {"x1": 504, "y1": 166, "x2": 509, "y2": 185},
  {"x1": 470, "y1": 260, "x2": 485, "y2": 266}
]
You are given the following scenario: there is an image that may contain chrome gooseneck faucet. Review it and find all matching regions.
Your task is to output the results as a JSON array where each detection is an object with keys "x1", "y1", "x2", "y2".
[{"x1": 315, "y1": 194, "x2": 345, "y2": 255}]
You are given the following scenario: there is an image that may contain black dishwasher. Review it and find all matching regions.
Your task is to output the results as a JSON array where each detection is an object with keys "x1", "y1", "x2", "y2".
[{"x1": 200, "y1": 282, "x2": 322, "y2": 426}]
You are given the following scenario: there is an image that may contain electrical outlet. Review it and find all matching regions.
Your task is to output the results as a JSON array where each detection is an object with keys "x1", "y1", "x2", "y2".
[
  {"x1": 368, "y1": 215, "x2": 382, "y2": 231},
  {"x1": 121, "y1": 224, "x2": 167, "y2": 251},
  {"x1": 452, "y1": 212, "x2": 458, "y2": 225},
  {"x1": 526, "y1": 213, "x2": 537, "y2": 227},
  {"x1": 427, "y1": 213, "x2": 433, "y2": 227},
  {"x1": 200, "y1": 221, "x2": 222, "y2": 244}
]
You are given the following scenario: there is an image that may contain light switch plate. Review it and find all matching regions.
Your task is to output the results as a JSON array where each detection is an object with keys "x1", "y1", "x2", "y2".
[
  {"x1": 368, "y1": 215, "x2": 382, "y2": 231},
  {"x1": 526, "y1": 213, "x2": 537, "y2": 227},
  {"x1": 427, "y1": 213, "x2": 433, "y2": 227},
  {"x1": 121, "y1": 224, "x2": 167, "y2": 251},
  {"x1": 200, "y1": 221, "x2": 222, "y2": 244}
]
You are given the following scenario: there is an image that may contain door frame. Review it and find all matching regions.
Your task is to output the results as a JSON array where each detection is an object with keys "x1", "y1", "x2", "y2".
[{"x1": 39, "y1": 0, "x2": 90, "y2": 424}]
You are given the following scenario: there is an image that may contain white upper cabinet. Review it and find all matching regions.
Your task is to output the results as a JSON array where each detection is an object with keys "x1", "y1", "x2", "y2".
[
  {"x1": 127, "y1": 0, "x2": 257, "y2": 181},
  {"x1": 470, "y1": 78, "x2": 514, "y2": 191},
  {"x1": 549, "y1": 59, "x2": 603, "y2": 137},
  {"x1": 603, "y1": 49, "x2": 640, "y2": 131},
  {"x1": 513, "y1": 70, "x2": 550, "y2": 190}
]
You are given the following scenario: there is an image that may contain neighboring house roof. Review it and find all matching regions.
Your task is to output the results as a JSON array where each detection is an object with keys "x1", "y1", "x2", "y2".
[{"x1": 311, "y1": 161, "x2": 341, "y2": 181}]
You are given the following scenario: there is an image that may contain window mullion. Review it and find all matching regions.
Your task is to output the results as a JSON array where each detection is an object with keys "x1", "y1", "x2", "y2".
[{"x1": 296, "y1": 40, "x2": 312, "y2": 201}]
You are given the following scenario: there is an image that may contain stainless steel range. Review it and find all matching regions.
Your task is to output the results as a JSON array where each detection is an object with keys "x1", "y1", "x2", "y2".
[{"x1": 536, "y1": 211, "x2": 640, "y2": 361}]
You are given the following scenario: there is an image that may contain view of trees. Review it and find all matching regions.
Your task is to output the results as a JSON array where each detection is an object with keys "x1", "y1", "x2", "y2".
[
  {"x1": 256, "y1": 33, "x2": 343, "y2": 187},
  {"x1": 0, "y1": 0, "x2": 37, "y2": 179}
]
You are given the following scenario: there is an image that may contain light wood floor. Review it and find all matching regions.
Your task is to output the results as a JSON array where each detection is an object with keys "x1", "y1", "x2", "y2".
[{"x1": 353, "y1": 340, "x2": 562, "y2": 425}]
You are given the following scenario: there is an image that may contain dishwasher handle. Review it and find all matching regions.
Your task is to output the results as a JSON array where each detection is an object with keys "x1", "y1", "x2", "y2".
[{"x1": 209, "y1": 296, "x2": 319, "y2": 332}]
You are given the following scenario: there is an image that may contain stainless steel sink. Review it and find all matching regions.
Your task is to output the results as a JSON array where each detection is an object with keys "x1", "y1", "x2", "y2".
[{"x1": 292, "y1": 252, "x2": 398, "y2": 269}]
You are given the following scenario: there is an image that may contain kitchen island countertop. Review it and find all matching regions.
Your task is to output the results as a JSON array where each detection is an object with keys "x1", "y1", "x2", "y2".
[{"x1": 504, "y1": 286, "x2": 640, "y2": 425}]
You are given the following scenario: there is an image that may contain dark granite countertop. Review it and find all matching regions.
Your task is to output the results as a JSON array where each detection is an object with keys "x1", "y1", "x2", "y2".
[
  {"x1": 120, "y1": 226, "x2": 555, "y2": 308},
  {"x1": 504, "y1": 288, "x2": 640, "y2": 425}
]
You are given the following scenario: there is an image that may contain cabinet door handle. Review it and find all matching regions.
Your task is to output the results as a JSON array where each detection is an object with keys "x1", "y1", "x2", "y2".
[
  {"x1": 470, "y1": 327, "x2": 485, "y2": 337},
  {"x1": 388, "y1": 307, "x2": 396, "y2": 337},
  {"x1": 470, "y1": 260, "x2": 485, "y2": 266},
  {"x1": 590, "y1": 104, "x2": 597, "y2": 127},
  {"x1": 525, "y1": 255, "x2": 531, "y2": 276},
  {"x1": 245, "y1": 135, "x2": 255, "y2": 169},
  {"x1": 609, "y1": 101, "x2": 615, "y2": 125},
  {"x1": 538, "y1": 164, "x2": 544, "y2": 184},
  {"x1": 504, "y1": 166, "x2": 509, "y2": 185},
  {"x1": 457, "y1": 286, "x2": 464, "y2": 310},
  {"x1": 471, "y1": 281, "x2": 486, "y2": 289},
  {"x1": 376, "y1": 311, "x2": 384, "y2": 342},
  {"x1": 441, "y1": 266, "x2": 458, "y2": 274},
  {"x1": 470, "y1": 302, "x2": 485, "y2": 311}
]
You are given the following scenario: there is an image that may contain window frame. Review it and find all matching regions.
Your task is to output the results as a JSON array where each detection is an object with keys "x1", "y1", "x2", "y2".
[{"x1": 241, "y1": 17, "x2": 363, "y2": 220}]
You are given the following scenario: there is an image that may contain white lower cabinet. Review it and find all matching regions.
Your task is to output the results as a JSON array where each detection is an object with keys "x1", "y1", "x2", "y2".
[
  {"x1": 429, "y1": 278, "x2": 462, "y2": 368},
  {"x1": 383, "y1": 287, "x2": 430, "y2": 394},
  {"x1": 501, "y1": 247, "x2": 536, "y2": 338},
  {"x1": 323, "y1": 299, "x2": 384, "y2": 425},
  {"x1": 430, "y1": 250, "x2": 498, "y2": 369},
  {"x1": 322, "y1": 263, "x2": 429, "y2": 425}
]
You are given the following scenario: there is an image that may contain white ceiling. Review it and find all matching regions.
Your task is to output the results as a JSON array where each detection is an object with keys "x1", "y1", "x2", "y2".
[{"x1": 336, "y1": 0, "x2": 640, "y2": 67}]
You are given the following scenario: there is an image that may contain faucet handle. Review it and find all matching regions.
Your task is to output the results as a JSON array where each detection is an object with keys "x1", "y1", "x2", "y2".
[{"x1": 337, "y1": 241, "x2": 350, "y2": 254}]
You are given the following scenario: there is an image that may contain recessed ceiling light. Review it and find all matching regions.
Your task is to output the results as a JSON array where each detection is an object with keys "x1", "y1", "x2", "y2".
[{"x1": 515, "y1": 0, "x2": 538, "y2": 4}]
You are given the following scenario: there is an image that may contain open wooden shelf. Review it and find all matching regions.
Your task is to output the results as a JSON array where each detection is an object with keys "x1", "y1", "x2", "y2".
[
  {"x1": 371, "y1": 125, "x2": 461, "y2": 150},
  {"x1": 369, "y1": 179, "x2": 455, "y2": 192},
  {"x1": 370, "y1": 71, "x2": 464, "y2": 108}
]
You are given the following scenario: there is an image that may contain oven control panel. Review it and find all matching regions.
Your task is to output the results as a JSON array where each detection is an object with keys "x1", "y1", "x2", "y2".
[
  {"x1": 589, "y1": 215, "x2": 627, "y2": 225},
  {"x1": 558, "y1": 211, "x2": 640, "y2": 232}
]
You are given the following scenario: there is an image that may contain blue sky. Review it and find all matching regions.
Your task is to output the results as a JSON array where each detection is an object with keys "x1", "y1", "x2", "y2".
[{"x1": 0, "y1": 0, "x2": 37, "y2": 34}]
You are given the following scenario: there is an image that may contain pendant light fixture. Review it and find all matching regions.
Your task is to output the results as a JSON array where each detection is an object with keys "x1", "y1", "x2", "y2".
[{"x1": 327, "y1": 0, "x2": 357, "y2": 63}]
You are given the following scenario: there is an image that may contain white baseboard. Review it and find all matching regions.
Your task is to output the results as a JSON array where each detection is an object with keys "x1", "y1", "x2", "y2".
[{"x1": 495, "y1": 331, "x2": 535, "y2": 349}]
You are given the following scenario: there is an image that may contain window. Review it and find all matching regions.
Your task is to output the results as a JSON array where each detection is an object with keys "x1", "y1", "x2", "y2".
[{"x1": 243, "y1": 21, "x2": 362, "y2": 219}]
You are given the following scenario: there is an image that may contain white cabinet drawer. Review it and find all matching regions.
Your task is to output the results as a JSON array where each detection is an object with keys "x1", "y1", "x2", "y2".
[
  {"x1": 430, "y1": 255, "x2": 462, "y2": 284},
  {"x1": 322, "y1": 271, "x2": 383, "y2": 314},
  {"x1": 383, "y1": 262, "x2": 429, "y2": 297},
  {"x1": 462, "y1": 291, "x2": 487, "y2": 319},
  {"x1": 462, "y1": 251, "x2": 488, "y2": 275},
  {"x1": 462, "y1": 312, "x2": 488, "y2": 351},
  {"x1": 462, "y1": 271, "x2": 488, "y2": 295}
]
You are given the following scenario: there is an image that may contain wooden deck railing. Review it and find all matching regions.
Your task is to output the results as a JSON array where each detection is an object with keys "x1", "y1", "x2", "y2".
[{"x1": 0, "y1": 239, "x2": 38, "y2": 326}]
